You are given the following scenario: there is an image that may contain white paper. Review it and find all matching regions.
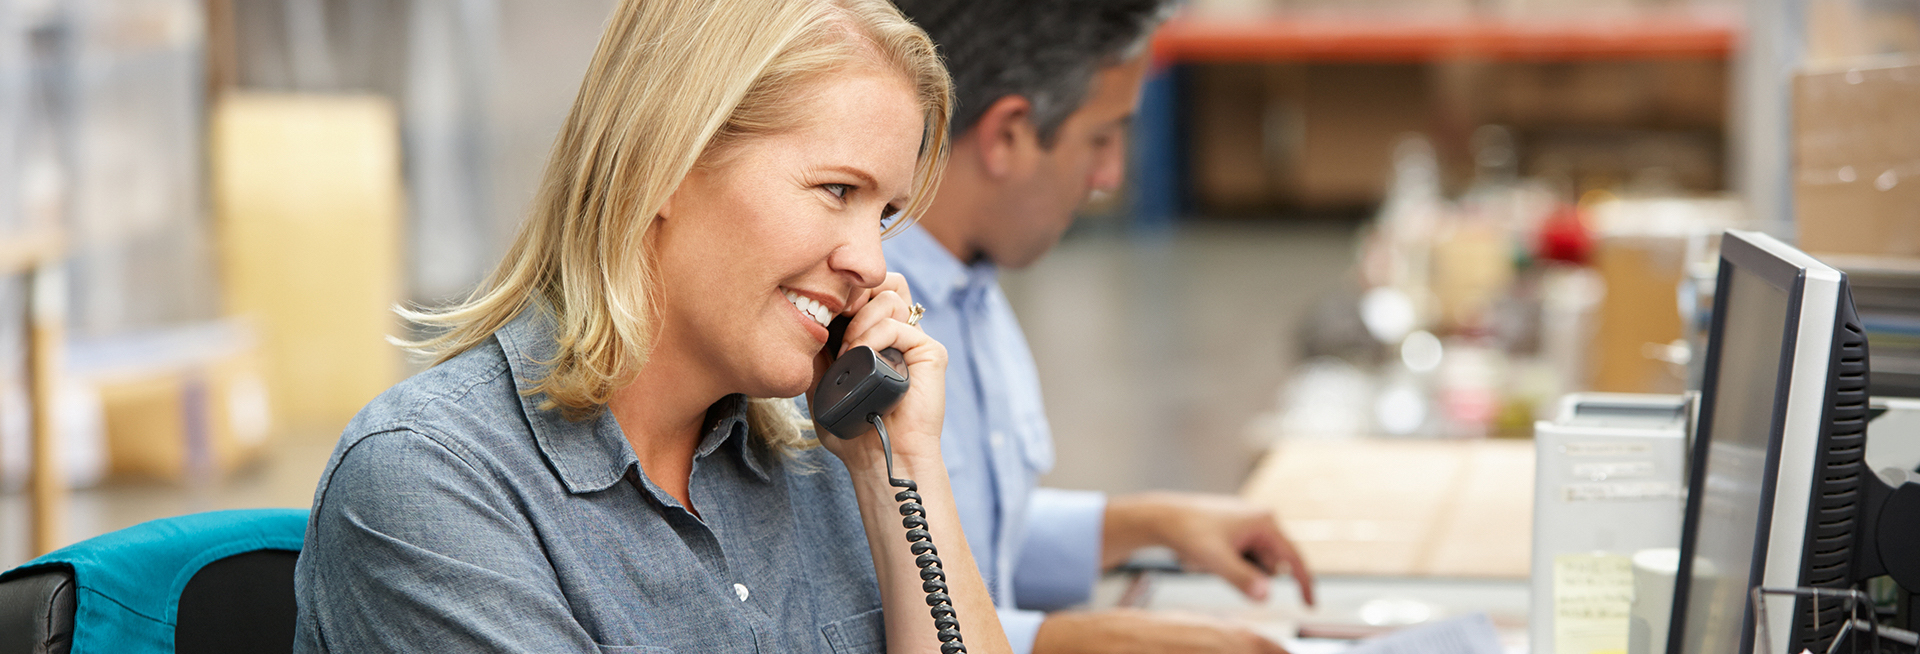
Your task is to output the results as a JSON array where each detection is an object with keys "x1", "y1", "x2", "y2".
[{"x1": 1344, "y1": 613, "x2": 1504, "y2": 654}]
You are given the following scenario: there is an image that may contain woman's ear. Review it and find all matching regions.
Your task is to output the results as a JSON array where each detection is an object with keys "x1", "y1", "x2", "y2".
[
  {"x1": 971, "y1": 95, "x2": 1038, "y2": 180},
  {"x1": 656, "y1": 187, "x2": 675, "y2": 222}
]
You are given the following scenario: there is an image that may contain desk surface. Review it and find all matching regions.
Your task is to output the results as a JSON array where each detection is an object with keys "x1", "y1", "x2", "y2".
[
  {"x1": 1240, "y1": 438, "x2": 1535, "y2": 578},
  {"x1": 1094, "y1": 572, "x2": 1531, "y2": 653}
]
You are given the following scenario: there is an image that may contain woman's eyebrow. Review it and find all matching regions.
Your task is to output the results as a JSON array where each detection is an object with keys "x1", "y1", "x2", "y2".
[
  {"x1": 815, "y1": 163, "x2": 909, "y2": 206},
  {"x1": 814, "y1": 164, "x2": 880, "y2": 190}
]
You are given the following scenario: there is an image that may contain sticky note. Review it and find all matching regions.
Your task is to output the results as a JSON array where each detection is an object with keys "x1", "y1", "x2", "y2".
[{"x1": 1555, "y1": 553, "x2": 1634, "y2": 654}]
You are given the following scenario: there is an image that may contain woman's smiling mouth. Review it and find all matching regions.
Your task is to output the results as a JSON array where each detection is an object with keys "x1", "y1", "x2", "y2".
[{"x1": 782, "y1": 288, "x2": 833, "y2": 328}]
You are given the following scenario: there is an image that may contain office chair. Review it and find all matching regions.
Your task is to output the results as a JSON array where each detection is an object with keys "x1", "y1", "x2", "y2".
[{"x1": 0, "y1": 508, "x2": 307, "y2": 654}]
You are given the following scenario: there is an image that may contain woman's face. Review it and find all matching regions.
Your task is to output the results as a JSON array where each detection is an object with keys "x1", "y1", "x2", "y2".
[{"x1": 649, "y1": 68, "x2": 924, "y2": 400}]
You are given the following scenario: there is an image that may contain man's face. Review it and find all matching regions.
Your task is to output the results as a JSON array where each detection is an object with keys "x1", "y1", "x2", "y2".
[{"x1": 982, "y1": 53, "x2": 1151, "y2": 269}]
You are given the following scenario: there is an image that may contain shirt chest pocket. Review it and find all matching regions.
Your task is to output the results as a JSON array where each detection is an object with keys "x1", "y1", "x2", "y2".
[
  {"x1": 980, "y1": 309, "x2": 1054, "y2": 475},
  {"x1": 819, "y1": 607, "x2": 886, "y2": 654},
  {"x1": 1006, "y1": 389, "x2": 1053, "y2": 474}
]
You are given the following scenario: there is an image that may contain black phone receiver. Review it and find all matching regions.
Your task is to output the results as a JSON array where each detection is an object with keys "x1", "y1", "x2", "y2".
[{"x1": 814, "y1": 315, "x2": 909, "y2": 439}]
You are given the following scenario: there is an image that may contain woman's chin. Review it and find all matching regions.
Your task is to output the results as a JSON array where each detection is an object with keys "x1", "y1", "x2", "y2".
[
  {"x1": 745, "y1": 358, "x2": 816, "y2": 399},
  {"x1": 768, "y1": 379, "x2": 810, "y2": 400}
]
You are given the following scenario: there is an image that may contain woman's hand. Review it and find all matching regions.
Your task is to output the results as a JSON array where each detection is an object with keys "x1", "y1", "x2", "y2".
[
  {"x1": 808, "y1": 273, "x2": 1007, "y2": 654},
  {"x1": 808, "y1": 271, "x2": 947, "y2": 469}
]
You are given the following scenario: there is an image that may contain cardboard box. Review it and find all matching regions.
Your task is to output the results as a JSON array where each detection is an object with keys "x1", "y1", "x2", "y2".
[
  {"x1": 68, "y1": 321, "x2": 272, "y2": 481},
  {"x1": 1446, "y1": 60, "x2": 1727, "y2": 131},
  {"x1": 1793, "y1": 59, "x2": 1920, "y2": 257},
  {"x1": 1188, "y1": 59, "x2": 1728, "y2": 213},
  {"x1": 1805, "y1": 0, "x2": 1920, "y2": 65},
  {"x1": 1294, "y1": 64, "x2": 1435, "y2": 208},
  {"x1": 1190, "y1": 64, "x2": 1284, "y2": 213},
  {"x1": 210, "y1": 93, "x2": 404, "y2": 435},
  {"x1": 1523, "y1": 128, "x2": 1723, "y2": 193},
  {"x1": 1189, "y1": 63, "x2": 1433, "y2": 212},
  {"x1": 1588, "y1": 236, "x2": 1688, "y2": 394}
]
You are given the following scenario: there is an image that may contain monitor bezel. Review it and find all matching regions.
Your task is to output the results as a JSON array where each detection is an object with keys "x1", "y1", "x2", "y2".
[{"x1": 1668, "y1": 229, "x2": 1846, "y2": 654}]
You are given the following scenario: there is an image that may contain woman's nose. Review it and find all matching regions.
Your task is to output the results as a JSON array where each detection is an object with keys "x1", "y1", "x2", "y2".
[{"x1": 829, "y1": 225, "x2": 888, "y2": 289}]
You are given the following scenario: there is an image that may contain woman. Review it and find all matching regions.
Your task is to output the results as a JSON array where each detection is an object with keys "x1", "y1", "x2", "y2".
[{"x1": 291, "y1": 1, "x2": 1009, "y2": 652}]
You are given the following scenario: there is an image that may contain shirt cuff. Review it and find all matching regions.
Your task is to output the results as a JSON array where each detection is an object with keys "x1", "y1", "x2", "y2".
[
  {"x1": 1011, "y1": 487, "x2": 1107, "y2": 611},
  {"x1": 999, "y1": 607, "x2": 1047, "y2": 654}
]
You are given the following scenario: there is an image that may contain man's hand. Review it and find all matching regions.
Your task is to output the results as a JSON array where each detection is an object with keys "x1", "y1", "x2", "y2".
[
  {"x1": 1102, "y1": 492, "x2": 1315, "y2": 606},
  {"x1": 1032, "y1": 609, "x2": 1287, "y2": 654}
]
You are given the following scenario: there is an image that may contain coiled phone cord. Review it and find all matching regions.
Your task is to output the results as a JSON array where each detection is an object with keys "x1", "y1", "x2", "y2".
[{"x1": 867, "y1": 413, "x2": 966, "y2": 654}]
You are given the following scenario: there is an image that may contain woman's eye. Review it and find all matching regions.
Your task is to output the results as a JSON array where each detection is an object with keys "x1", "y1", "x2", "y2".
[
  {"x1": 881, "y1": 207, "x2": 902, "y2": 228},
  {"x1": 823, "y1": 183, "x2": 852, "y2": 199}
]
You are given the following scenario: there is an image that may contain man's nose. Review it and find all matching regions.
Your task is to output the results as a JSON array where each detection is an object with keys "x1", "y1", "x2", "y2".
[{"x1": 1090, "y1": 140, "x2": 1128, "y2": 192}]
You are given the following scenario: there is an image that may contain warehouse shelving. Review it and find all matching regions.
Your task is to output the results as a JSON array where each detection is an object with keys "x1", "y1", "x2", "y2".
[
  {"x1": 1151, "y1": 13, "x2": 1739, "y2": 63},
  {"x1": 2, "y1": 223, "x2": 67, "y2": 557}
]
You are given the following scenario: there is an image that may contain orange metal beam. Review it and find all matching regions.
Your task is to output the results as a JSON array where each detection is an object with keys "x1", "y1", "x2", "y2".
[{"x1": 1152, "y1": 14, "x2": 1738, "y2": 63}]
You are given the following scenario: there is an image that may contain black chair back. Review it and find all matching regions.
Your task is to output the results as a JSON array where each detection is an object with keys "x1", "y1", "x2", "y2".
[
  {"x1": 175, "y1": 550, "x2": 300, "y2": 653},
  {"x1": 0, "y1": 549, "x2": 298, "y2": 654}
]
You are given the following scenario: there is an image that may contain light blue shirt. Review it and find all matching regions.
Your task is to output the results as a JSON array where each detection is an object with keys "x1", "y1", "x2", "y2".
[{"x1": 885, "y1": 225, "x2": 1107, "y2": 654}]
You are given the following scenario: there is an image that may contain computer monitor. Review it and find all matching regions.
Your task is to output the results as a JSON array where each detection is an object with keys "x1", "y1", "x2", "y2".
[{"x1": 1667, "y1": 229, "x2": 1873, "y2": 654}]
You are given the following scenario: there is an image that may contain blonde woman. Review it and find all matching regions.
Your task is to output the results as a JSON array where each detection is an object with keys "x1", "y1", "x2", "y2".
[{"x1": 291, "y1": 1, "x2": 1009, "y2": 652}]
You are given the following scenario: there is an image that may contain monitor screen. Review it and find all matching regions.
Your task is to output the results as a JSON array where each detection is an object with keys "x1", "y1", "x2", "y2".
[{"x1": 1678, "y1": 263, "x2": 1794, "y2": 654}]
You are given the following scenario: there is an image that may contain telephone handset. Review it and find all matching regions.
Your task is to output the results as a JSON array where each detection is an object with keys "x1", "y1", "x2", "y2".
[
  {"x1": 813, "y1": 316, "x2": 909, "y2": 439},
  {"x1": 814, "y1": 315, "x2": 967, "y2": 654}
]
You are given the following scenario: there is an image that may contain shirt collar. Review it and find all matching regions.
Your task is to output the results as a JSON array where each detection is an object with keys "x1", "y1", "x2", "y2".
[
  {"x1": 494, "y1": 307, "x2": 771, "y2": 494},
  {"x1": 885, "y1": 223, "x2": 999, "y2": 306},
  {"x1": 692, "y1": 393, "x2": 771, "y2": 481}
]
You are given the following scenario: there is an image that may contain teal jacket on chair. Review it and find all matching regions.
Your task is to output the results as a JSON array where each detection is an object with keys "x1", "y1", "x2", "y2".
[{"x1": 0, "y1": 508, "x2": 307, "y2": 654}]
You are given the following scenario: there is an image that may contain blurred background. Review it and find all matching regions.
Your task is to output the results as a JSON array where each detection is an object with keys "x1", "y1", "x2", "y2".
[{"x1": 1, "y1": 0, "x2": 1917, "y2": 626}]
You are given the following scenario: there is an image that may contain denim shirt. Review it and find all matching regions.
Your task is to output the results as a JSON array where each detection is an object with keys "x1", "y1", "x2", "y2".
[
  {"x1": 883, "y1": 226, "x2": 1107, "y2": 654},
  {"x1": 293, "y1": 309, "x2": 886, "y2": 653}
]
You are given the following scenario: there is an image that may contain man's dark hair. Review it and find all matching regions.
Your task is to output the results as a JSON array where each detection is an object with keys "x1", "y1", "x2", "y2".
[{"x1": 891, "y1": 0, "x2": 1175, "y2": 145}]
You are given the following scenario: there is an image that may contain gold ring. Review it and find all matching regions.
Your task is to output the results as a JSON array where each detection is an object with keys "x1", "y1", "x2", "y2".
[{"x1": 905, "y1": 303, "x2": 925, "y2": 327}]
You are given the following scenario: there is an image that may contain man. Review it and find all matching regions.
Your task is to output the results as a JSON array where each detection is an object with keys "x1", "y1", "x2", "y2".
[{"x1": 884, "y1": 2, "x2": 1315, "y2": 653}]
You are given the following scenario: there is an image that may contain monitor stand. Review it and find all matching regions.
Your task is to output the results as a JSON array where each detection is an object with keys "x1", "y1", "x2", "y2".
[{"x1": 1826, "y1": 468, "x2": 1920, "y2": 653}]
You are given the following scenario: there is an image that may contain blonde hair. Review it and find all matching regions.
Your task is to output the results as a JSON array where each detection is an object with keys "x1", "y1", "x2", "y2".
[{"x1": 401, "y1": 0, "x2": 952, "y2": 451}]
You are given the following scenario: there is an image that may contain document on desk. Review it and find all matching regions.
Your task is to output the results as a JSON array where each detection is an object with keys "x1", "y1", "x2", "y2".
[{"x1": 1343, "y1": 613, "x2": 1504, "y2": 654}]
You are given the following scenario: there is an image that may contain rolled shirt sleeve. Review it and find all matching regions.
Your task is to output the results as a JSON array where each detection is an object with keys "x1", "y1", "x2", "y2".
[{"x1": 1011, "y1": 487, "x2": 1107, "y2": 612}]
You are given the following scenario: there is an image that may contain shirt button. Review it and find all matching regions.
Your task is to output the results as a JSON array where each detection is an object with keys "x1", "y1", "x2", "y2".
[
  {"x1": 990, "y1": 430, "x2": 1006, "y2": 447},
  {"x1": 733, "y1": 583, "x2": 750, "y2": 602}
]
